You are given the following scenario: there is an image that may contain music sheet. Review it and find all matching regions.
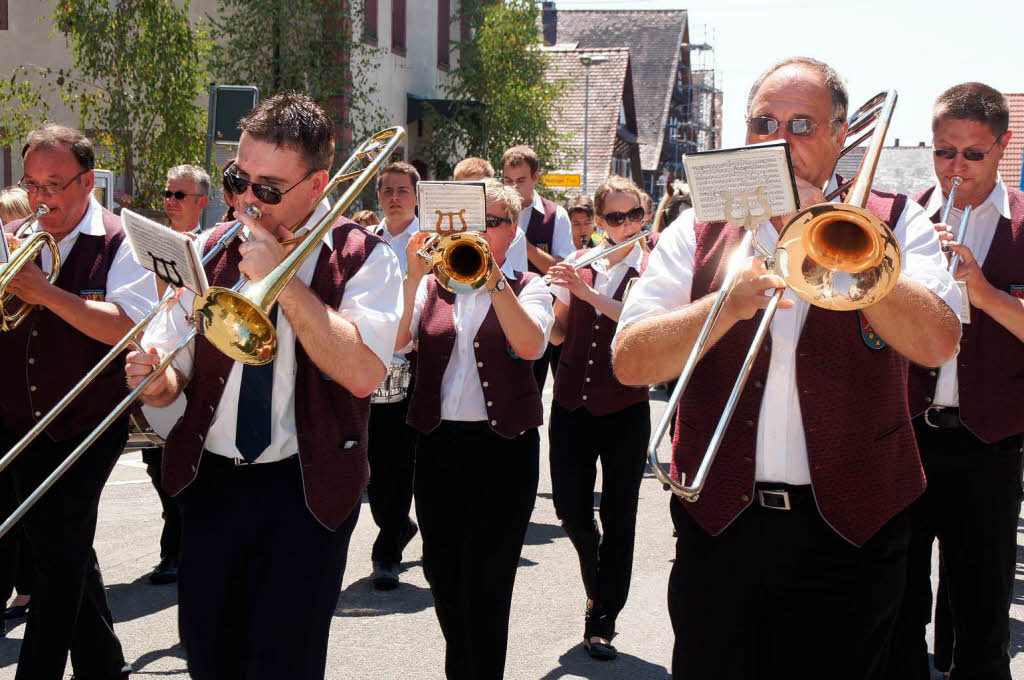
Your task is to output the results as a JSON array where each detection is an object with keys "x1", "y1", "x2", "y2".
[
  {"x1": 683, "y1": 140, "x2": 798, "y2": 223},
  {"x1": 416, "y1": 181, "x2": 487, "y2": 232},
  {"x1": 121, "y1": 209, "x2": 209, "y2": 295}
]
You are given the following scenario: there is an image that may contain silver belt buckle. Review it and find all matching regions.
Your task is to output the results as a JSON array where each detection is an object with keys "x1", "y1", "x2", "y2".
[
  {"x1": 757, "y1": 489, "x2": 791, "y2": 510},
  {"x1": 923, "y1": 406, "x2": 944, "y2": 429}
]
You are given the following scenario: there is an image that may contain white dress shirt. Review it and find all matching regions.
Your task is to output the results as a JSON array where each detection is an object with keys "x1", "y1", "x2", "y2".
[
  {"x1": 551, "y1": 240, "x2": 644, "y2": 316},
  {"x1": 376, "y1": 215, "x2": 420, "y2": 275},
  {"x1": 142, "y1": 202, "x2": 404, "y2": 463},
  {"x1": 616, "y1": 177, "x2": 961, "y2": 485},
  {"x1": 923, "y1": 177, "x2": 1010, "y2": 406},
  {"x1": 37, "y1": 196, "x2": 157, "y2": 323},
  {"x1": 512, "y1": 191, "x2": 573, "y2": 272},
  {"x1": 408, "y1": 259, "x2": 554, "y2": 422}
]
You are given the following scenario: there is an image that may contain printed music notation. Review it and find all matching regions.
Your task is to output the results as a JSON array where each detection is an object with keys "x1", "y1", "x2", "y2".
[
  {"x1": 121, "y1": 209, "x2": 209, "y2": 295},
  {"x1": 683, "y1": 140, "x2": 798, "y2": 224},
  {"x1": 416, "y1": 181, "x2": 487, "y2": 233}
]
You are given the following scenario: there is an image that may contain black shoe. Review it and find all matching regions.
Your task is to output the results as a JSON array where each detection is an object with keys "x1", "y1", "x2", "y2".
[
  {"x1": 148, "y1": 558, "x2": 178, "y2": 585},
  {"x1": 4, "y1": 603, "x2": 28, "y2": 619},
  {"x1": 371, "y1": 561, "x2": 400, "y2": 590},
  {"x1": 583, "y1": 638, "x2": 618, "y2": 660}
]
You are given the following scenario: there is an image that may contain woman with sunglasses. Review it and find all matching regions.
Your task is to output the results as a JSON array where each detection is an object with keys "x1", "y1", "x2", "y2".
[
  {"x1": 395, "y1": 178, "x2": 553, "y2": 680},
  {"x1": 544, "y1": 175, "x2": 655, "y2": 661}
]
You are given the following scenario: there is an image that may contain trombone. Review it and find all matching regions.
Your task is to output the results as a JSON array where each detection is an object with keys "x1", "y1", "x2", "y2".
[
  {"x1": 647, "y1": 90, "x2": 900, "y2": 501},
  {"x1": 0, "y1": 126, "x2": 405, "y2": 540},
  {"x1": 0, "y1": 205, "x2": 61, "y2": 331}
]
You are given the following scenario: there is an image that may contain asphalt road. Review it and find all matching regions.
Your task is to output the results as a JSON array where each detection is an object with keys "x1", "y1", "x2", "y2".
[{"x1": 0, "y1": 386, "x2": 1021, "y2": 679}]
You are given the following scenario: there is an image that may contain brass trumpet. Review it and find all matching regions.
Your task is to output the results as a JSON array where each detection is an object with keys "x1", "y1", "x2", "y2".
[
  {"x1": 0, "y1": 205, "x2": 60, "y2": 331},
  {"x1": 417, "y1": 230, "x2": 493, "y2": 294}
]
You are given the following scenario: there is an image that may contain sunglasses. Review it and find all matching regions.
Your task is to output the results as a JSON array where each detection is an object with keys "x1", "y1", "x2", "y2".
[
  {"x1": 164, "y1": 190, "x2": 203, "y2": 200},
  {"x1": 934, "y1": 137, "x2": 1002, "y2": 162},
  {"x1": 747, "y1": 116, "x2": 842, "y2": 137},
  {"x1": 602, "y1": 206, "x2": 645, "y2": 227},
  {"x1": 223, "y1": 166, "x2": 316, "y2": 205},
  {"x1": 485, "y1": 215, "x2": 512, "y2": 229}
]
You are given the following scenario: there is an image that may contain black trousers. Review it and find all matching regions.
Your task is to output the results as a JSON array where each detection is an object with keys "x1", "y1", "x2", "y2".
[
  {"x1": 2, "y1": 421, "x2": 129, "y2": 680},
  {"x1": 0, "y1": 467, "x2": 33, "y2": 603},
  {"x1": 175, "y1": 454, "x2": 359, "y2": 680},
  {"x1": 886, "y1": 418, "x2": 1023, "y2": 680},
  {"x1": 548, "y1": 400, "x2": 649, "y2": 639},
  {"x1": 668, "y1": 490, "x2": 910, "y2": 680},
  {"x1": 532, "y1": 343, "x2": 561, "y2": 393},
  {"x1": 415, "y1": 422, "x2": 539, "y2": 680},
  {"x1": 142, "y1": 446, "x2": 181, "y2": 562},
  {"x1": 367, "y1": 389, "x2": 417, "y2": 564}
]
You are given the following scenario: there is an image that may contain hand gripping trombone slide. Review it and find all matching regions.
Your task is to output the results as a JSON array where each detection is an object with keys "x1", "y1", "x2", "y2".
[
  {"x1": 0, "y1": 126, "x2": 406, "y2": 539},
  {"x1": 646, "y1": 91, "x2": 901, "y2": 501}
]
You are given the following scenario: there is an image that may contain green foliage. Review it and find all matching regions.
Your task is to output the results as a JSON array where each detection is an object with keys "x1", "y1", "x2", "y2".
[
  {"x1": 207, "y1": 0, "x2": 388, "y2": 160},
  {"x1": 425, "y1": 0, "x2": 569, "y2": 178},
  {"x1": 0, "y1": 72, "x2": 53, "y2": 151}
]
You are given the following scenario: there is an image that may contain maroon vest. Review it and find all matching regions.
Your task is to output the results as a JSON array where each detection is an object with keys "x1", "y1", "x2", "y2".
[
  {"x1": 553, "y1": 240, "x2": 654, "y2": 416},
  {"x1": 907, "y1": 186, "x2": 1024, "y2": 442},
  {"x1": 0, "y1": 208, "x2": 130, "y2": 441},
  {"x1": 675, "y1": 190, "x2": 924, "y2": 546},
  {"x1": 162, "y1": 218, "x2": 383, "y2": 531},
  {"x1": 525, "y1": 195, "x2": 558, "y2": 274},
  {"x1": 407, "y1": 272, "x2": 544, "y2": 438}
]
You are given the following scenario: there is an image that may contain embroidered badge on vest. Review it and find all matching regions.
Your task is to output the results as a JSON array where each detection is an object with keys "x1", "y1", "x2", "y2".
[
  {"x1": 857, "y1": 311, "x2": 886, "y2": 350},
  {"x1": 79, "y1": 289, "x2": 105, "y2": 302},
  {"x1": 1010, "y1": 284, "x2": 1024, "y2": 300}
]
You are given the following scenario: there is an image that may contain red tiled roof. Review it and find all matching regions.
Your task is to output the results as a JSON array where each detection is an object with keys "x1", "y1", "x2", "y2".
[{"x1": 999, "y1": 93, "x2": 1024, "y2": 190}]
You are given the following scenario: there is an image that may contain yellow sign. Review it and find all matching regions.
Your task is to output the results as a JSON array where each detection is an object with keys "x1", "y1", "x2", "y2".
[{"x1": 541, "y1": 173, "x2": 582, "y2": 188}]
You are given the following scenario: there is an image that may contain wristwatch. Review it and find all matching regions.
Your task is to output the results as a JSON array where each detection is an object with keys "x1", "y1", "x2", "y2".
[{"x1": 488, "y1": 276, "x2": 507, "y2": 295}]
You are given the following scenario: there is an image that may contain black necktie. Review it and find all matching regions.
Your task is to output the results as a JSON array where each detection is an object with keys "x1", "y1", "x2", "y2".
[{"x1": 234, "y1": 305, "x2": 279, "y2": 462}]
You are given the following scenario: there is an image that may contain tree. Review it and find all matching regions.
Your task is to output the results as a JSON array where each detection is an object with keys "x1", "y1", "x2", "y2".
[
  {"x1": 424, "y1": 0, "x2": 569, "y2": 178},
  {"x1": 0, "y1": 1, "x2": 212, "y2": 211},
  {"x1": 207, "y1": 0, "x2": 388, "y2": 161}
]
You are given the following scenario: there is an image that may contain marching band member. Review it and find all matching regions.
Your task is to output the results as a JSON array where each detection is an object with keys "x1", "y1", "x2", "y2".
[
  {"x1": 1, "y1": 124, "x2": 156, "y2": 680},
  {"x1": 546, "y1": 175, "x2": 654, "y2": 660},
  {"x1": 612, "y1": 58, "x2": 962, "y2": 679},
  {"x1": 366, "y1": 161, "x2": 422, "y2": 590},
  {"x1": 565, "y1": 194, "x2": 602, "y2": 249},
  {"x1": 396, "y1": 179, "x2": 553, "y2": 679},
  {"x1": 125, "y1": 93, "x2": 403, "y2": 679},
  {"x1": 162, "y1": 164, "x2": 210, "y2": 236},
  {"x1": 888, "y1": 82, "x2": 1024, "y2": 680}
]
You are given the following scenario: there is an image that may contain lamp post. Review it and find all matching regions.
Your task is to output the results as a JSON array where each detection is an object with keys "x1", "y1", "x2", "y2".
[{"x1": 579, "y1": 53, "x2": 609, "y2": 194}]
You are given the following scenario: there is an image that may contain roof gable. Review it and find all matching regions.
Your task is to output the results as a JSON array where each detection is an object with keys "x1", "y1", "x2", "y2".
[{"x1": 999, "y1": 93, "x2": 1023, "y2": 190}]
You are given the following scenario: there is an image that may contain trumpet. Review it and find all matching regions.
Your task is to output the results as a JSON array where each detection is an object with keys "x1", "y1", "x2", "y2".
[
  {"x1": 417, "y1": 230, "x2": 493, "y2": 294},
  {"x1": 542, "y1": 225, "x2": 652, "y2": 284},
  {"x1": 0, "y1": 205, "x2": 61, "y2": 331},
  {"x1": 0, "y1": 125, "x2": 405, "y2": 540}
]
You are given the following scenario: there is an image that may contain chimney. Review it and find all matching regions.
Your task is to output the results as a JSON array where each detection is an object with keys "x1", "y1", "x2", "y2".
[
  {"x1": 918, "y1": 141, "x2": 925, "y2": 147},
  {"x1": 542, "y1": 2, "x2": 557, "y2": 46},
  {"x1": 894, "y1": 138, "x2": 899, "y2": 148}
]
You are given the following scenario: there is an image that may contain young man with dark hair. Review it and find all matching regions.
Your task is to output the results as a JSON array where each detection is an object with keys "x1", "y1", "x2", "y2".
[
  {"x1": 125, "y1": 92, "x2": 403, "y2": 679},
  {"x1": 565, "y1": 194, "x2": 601, "y2": 249},
  {"x1": 887, "y1": 82, "x2": 1023, "y2": 680},
  {"x1": 1, "y1": 122, "x2": 156, "y2": 680}
]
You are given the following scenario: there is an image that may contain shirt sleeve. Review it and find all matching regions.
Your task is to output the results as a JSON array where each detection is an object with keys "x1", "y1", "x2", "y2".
[
  {"x1": 615, "y1": 210, "x2": 697, "y2": 342},
  {"x1": 518, "y1": 274, "x2": 555, "y2": 346},
  {"x1": 550, "y1": 206, "x2": 575, "y2": 259},
  {"x1": 107, "y1": 238, "x2": 159, "y2": 323},
  {"x1": 894, "y1": 200, "x2": 962, "y2": 316},
  {"x1": 338, "y1": 244, "x2": 404, "y2": 368},
  {"x1": 141, "y1": 288, "x2": 198, "y2": 380}
]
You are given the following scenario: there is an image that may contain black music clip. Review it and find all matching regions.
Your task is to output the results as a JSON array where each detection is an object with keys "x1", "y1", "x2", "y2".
[{"x1": 149, "y1": 253, "x2": 185, "y2": 288}]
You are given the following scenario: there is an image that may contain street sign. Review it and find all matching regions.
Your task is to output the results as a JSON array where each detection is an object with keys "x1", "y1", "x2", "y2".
[{"x1": 541, "y1": 173, "x2": 582, "y2": 188}]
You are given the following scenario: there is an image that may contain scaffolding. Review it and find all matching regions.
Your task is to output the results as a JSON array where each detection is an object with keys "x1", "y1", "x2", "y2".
[{"x1": 677, "y1": 28, "x2": 721, "y2": 156}]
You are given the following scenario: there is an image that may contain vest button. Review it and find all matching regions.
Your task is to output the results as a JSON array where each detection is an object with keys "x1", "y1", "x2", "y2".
[
  {"x1": 588, "y1": 359, "x2": 594, "y2": 365},
  {"x1": 482, "y1": 381, "x2": 489, "y2": 388},
  {"x1": 477, "y1": 361, "x2": 484, "y2": 368},
  {"x1": 929, "y1": 370, "x2": 937, "y2": 377},
  {"x1": 753, "y1": 381, "x2": 763, "y2": 389},
  {"x1": 743, "y1": 456, "x2": 752, "y2": 463},
  {"x1": 490, "y1": 419, "x2": 497, "y2": 426},
  {"x1": 741, "y1": 494, "x2": 750, "y2": 502},
  {"x1": 745, "y1": 419, "x2": 754, "y2": 427},
  {"x1": 487, "y1": 401, "x2": 493, "y2": 407},
  {"x1": 33, "y1": 411, "x2": 41, "y2": 418},
  {"x1": 594, "y1": 324, "x2": 600, "y2": 330},
  {"x1": 29, "y1": 385, "x2": 36, "y2": 392},
  {"x1": 196, "y1": 433, "x2": 204, "y2": 441},
  {"x1": 209, "y1": 405, "x2": 215, "y2": 413},
  {"x1": 591, "y1": 342, "x2": 597, "y2": 347},
  {"x1": 27, "y1": 358, "x2": 35, "y2": 365},
  {"x1": 925, "y1": 396, "x2": 932, "y2": 403},
  {"x1": 585, "y1": 377, "x2": 591, "y2": 383},
  {"x1": 474, "y1": 341, "x2": 480, "y2": 348},
  {"x1": 582, "y1": 395, "x2": 588, "y2": 400},
  {"x1": 218, "y1": 377, "x2": 225, "y2": 385},
  {"x1": 31, "y1": 330, "x2": 38, "y2": 337}
]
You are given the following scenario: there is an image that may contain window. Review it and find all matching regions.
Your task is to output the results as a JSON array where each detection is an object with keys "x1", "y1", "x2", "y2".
[
  {"x1": 0, "y1": 0, "x2": 8, "y2": 31},
  {"x1": 362, "y1": 0, "x2": 377, "y2": 44},
  {"x1": 391, "y1": 0, "x2": 406, "y2": 55},
  {"x1": 437, "y1": 0, "x2": 450, "y2": 69}
]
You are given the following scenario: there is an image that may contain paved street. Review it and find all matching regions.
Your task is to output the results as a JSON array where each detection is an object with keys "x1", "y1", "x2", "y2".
[{"x1": 1, "y1": 386, "x2": 1022, "y2": 679}]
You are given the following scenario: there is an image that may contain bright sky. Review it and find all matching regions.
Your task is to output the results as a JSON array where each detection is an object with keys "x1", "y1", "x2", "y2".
[{"x1": 556, "y1": 0, "x2": 1023, "y2": 148}]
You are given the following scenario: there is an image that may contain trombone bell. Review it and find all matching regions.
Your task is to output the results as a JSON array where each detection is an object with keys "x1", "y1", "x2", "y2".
[{"x1": 192, "y1": 287, "x2": 278, "y2": 365}]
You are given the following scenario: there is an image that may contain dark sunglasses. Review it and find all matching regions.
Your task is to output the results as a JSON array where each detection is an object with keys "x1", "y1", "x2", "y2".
[
  {"x1": 747, "y1": 116, "x2": 841, "y2": 137},
  {"x1": 485, "y1": 215, "x2": 512, "y2": 229},
  {"x1": 163, "y1": 190, "x2": 202, "y2": 200},
  {"x1": 934, "y1": 137, "x2": 1002, "y2": 162},
  {"x1": 602, "y1": 206, "x2": 645, "y2": 227},
  {"x1": 223, "y1": 166, "x2": 316, "y2": 205}
]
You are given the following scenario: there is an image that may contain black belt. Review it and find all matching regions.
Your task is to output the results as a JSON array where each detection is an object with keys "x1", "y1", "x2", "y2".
[
  {"x1": 438, "y1": 420, "x2": 491, "y2": 434},
  {"x1": 201, "y1": 451, "x2": 298, "y2": 470},
  {"x1": 922, "y1": 406, "x2": 961, "y2": 430},
  {"x1": 753, "y1": 483, "x2": 815, "y2": 511}
]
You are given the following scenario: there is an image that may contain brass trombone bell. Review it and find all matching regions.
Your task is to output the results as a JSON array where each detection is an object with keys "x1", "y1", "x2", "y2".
[
  {"x1": 1, "y1": 205, "x2": 60, "y2": 332},
  {"x1": 417, "y1": 231, "x2": 492, "y2": 295}
]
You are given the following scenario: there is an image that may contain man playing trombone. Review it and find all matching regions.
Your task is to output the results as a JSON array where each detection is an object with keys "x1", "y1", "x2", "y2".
[
  {"x1": 612, "y1": 58, "x2": 962, "y2": 679},
  {"x1": 125, "y1": 93, "x2": 403, "y2": 680},
  {"x1": 0, "y1": 124, "x2": 156, "y2": 680}
]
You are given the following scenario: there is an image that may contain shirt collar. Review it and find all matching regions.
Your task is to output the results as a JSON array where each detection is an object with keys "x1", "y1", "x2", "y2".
[
  {"x1": 591, "y1": 238, "x2": 644, "y2": 275},
  {"x1": 291, "y1": 198, "x2": 334, "y2": 248},
  {"x1": 528, "y1": 190, "x2": 544, "y2": 214},
  {"x1": 76, "y1": 195, "x2": 106, "y2": 237},
  {"x1": 379, "y1": 215, "x2": 419, "y2": 241},
  {"x1": 924, "y1": 176, "x2": 1010, "y2": 220}
]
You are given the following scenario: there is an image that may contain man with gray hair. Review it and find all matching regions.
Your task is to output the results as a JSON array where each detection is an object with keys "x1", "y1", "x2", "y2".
[
  {"x1": 163, "y1": 164, "x2": 209, "y2": 234},
  {"x1": 612, "y1": 57, "x2": 962, "y2": 678}
]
